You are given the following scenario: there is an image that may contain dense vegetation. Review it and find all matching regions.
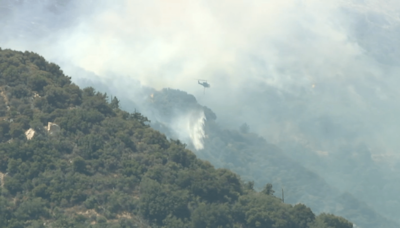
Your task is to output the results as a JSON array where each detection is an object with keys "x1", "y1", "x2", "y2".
[{"x1": 0, "y1": 48, "x2": 353, "y2": 227}]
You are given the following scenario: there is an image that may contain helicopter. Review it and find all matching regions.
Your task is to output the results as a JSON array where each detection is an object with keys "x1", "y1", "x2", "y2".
[{"x1": 197, "y1": 79, "x2": 210, "y2": 94}]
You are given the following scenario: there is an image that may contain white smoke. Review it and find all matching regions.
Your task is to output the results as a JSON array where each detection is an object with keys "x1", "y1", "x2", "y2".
[
  {"x1": 171, "y1": 110, "x2": 206, "y2": 150},
  {"x1": 189, "y1": 111, "x2": 206, "y2": 150}
]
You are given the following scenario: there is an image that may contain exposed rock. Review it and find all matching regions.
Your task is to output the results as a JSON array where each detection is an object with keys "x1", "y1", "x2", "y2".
[
  {"x1": 25, "y1": 128, "x2": 36, "y2": 140},
  {"x1": 0, "y1": 172, "x2": 4, "y2": 187},
  {"x1": 0, "y1": 90, "x2": 9, "y2": 107},
  {"x1": 47, "y1": 122, "x2": 60, "y2": 135}
]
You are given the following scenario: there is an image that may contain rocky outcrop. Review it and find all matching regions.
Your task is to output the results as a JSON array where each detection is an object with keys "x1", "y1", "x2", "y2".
[
  {"x1": 0, "y1": 172, "x2": 4, "y2": 187},
  {"x1": 47, "y1": 122, "x2": 60, "y2": 135},
  {"x1": 25, "y1": 128, "x2": 36, "y2": 140}
]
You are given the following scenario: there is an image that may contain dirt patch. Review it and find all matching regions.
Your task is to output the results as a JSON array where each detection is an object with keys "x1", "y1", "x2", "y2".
[
  {"x1": 63, "y1": 208, "x2": 102, "y2": 218},
  {"x1": 117, "y1": 212, "x2": 133, "y2": 219},
  {"x1": 76, "y1": 209, "x2": 102, "y2": 217},
  {"x1": 62, "y1": 207, "x2": 151, "y2": 227},
  {"x1": 0, "y1": 172, "x2": 4, "y2": 188},
  {"x1": 0, "y1": 92, "x2": 8, "y2": 104},
  {"x1": 0, "y1": 88, "x2": 10, "y2": 119},
  {"x1": 0, "y1": 89, "x2": 9, "y2": 107}
]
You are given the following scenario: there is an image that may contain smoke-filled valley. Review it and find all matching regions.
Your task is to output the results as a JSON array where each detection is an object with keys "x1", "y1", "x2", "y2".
[{"x1": 2, "y1": 0, "x2": 400, "y2": 227}]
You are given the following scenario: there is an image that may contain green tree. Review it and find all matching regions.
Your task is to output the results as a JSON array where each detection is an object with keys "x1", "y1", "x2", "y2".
[
  {"x1": 28, "y1": 75, "x2": 48, "y2": 92},
  {"x1": 291, "y1": 204, "x2": 315, "y2": 228},
  {"x1": 110, "y1": 96, "x2": 120, "y2": 109},
  {"x1": 262, "y1": 183, "x2": 275, "y2": 195},
  {"x1": 73, "y1": 157, "x2": 87, "y2": 173},
  {"x1": 9, "y1": 122, "x2": 24, "y2": 138},
  {"x1": 14, "y1": 197, "x2": 49, "y2": 220},
  {"x1": 139, "y1": 178, "x2": 190, "y2": 225},
  {"x1": 310, "y1": 213, "x2": 353, "y2": 228},
  {"x1": 190, "y1": 203, "x2": 233, "y2": 228}
]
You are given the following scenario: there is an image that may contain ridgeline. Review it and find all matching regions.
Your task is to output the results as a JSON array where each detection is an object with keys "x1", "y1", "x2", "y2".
[{"x1": 0, "y1": 48, "x2": 352, "y2": 228}]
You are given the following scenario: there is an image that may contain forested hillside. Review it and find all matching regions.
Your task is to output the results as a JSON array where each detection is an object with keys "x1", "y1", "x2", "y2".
[{"x1": 0, "y1": 49, "x2": 355, "y2": 227}]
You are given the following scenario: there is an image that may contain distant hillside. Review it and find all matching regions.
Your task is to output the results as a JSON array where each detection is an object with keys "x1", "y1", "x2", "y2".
[
  {"x1": 119, "y1": 88, "x2": 398, "y2": 228},
  {"x1": 68, "y1": 59, "x2": 399, "y2": 228},
  {"x1": 0, "y1": 49, "x2": 355, "y2": 227}
]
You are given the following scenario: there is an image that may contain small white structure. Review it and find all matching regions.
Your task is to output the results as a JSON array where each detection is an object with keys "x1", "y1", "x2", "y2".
[
  {"x1": 25, "y1": 128, "x2": 36, "y2": 140},
  {"x1": 47, "y1": 122, "x2": 60, "y2": 135}
]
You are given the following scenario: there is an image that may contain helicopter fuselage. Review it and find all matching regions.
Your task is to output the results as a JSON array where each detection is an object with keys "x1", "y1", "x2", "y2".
[{"x1": 198, "y1": 80, "x2": 210, "y2": 88}]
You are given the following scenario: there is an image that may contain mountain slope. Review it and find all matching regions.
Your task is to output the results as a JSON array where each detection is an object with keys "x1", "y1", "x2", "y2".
[
  {"x1": 0, "y1": 49, "x2": 354, "y2": 227},
  {"x1": 116, "y1": 88, "x2": 397, "y2": 228}
]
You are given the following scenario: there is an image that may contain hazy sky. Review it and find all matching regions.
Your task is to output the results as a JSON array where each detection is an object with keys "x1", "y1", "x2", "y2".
[{"x1": 2, "y1": 0, "x2": 400, "y2": 159}]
